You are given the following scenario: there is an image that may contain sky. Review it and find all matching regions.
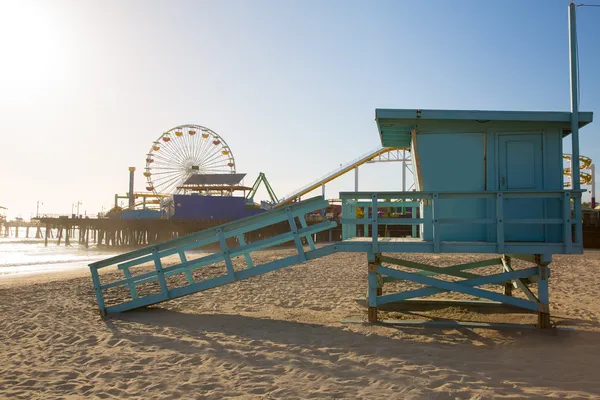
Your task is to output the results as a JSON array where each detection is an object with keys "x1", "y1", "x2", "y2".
[{"x1": 0, "y1": 0, "x2": 599, "y2": 219}]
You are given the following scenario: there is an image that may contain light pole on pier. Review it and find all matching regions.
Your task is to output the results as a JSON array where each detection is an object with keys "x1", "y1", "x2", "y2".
[{"x1": 36, "y1": 200, "x2": 43, "y2": 218}]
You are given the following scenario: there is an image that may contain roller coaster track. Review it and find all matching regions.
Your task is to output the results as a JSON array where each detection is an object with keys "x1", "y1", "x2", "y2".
[
  {"x1": 273, "y1": 147, "x2": 404, "y2": 208},
  {"x1": 563, "y1": 153, "x2": 594, "y2": 187}
]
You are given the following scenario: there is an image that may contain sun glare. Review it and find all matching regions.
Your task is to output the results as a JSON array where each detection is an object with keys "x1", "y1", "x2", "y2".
[{"x1": 0, "y1": 1, "x2": 69, "y2": 100}]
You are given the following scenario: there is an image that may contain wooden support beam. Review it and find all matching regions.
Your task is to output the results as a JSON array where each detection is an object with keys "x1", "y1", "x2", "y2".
[
  {"x1": 65, "y1": 225, "x2": 70, "y2": 246},
  {"x1": 354, "y1": 298, "x2": 536, "y2": 314},
  {"x1": 367, "y1": 253, "x2": 380, "y2": 322},
  {"x1": 380, "y1": 255, "x2": 481, "y2": 280},
  {"x1": 537, "y1": 262, "x2": 551, "y2": 328},
  {"x1": 502, "y1": 255, "x2": 539, "y2": 302},
  {"x1": 377, "y1": 266, "x2": 540, "y2": 312}
]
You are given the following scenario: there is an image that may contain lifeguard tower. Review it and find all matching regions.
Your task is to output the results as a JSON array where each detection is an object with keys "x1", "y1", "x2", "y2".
[
  {"x1": 339, "y1": 108, "x2": 592, "y2": 328},
  {"x1": 88, "y1": 3, "x2": 593, "y2": 329}
]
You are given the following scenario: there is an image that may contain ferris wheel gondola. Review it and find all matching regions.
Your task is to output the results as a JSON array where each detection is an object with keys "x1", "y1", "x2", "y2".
[{"x1": 144, "y1": 124, "x2": 236, "y2": 196}]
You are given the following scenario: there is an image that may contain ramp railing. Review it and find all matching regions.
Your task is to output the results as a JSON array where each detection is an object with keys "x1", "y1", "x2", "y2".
[{"x1": 89, "y1": 196, "x2": 337, "y2": 316}]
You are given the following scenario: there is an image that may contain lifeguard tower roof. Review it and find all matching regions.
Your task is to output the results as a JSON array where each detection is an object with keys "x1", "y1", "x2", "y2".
[{"x1": 376, "y1": 109, "x2": 594, "y2": 147}]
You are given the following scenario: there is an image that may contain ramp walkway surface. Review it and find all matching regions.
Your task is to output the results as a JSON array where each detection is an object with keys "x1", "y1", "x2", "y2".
[{"x1": 89, "y1": 197, "x2": 336, "y2": 316}]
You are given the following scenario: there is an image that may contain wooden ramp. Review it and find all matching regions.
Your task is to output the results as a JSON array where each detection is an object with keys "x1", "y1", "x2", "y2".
[{"x1": 89, "y1": 196, "x2": 336, "y2": 316}]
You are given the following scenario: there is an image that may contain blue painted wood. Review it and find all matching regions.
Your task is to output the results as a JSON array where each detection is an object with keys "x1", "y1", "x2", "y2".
[
  {"x1": 341, "y1": 218, "x2": 422, "y2": 226},
  {"x1": 299, "y1": 215, "x2": 316, "y2": 251},
  {"x1": 499, "y1": 133, "x2": 545, "y2": 242},
  {"x1": 371, "y1": 194, "x2": 378, "y2": 253},
  {"x1": 178, "y1": 251, "x2": 194, "y2": 284},
  {"x1": 89, "y1": 267, "x2": 106, "y2": 315},
  {"x1": 340, "y1": 191, "x2": 571, "y2": 200},
  {"x1": 356, "y1": 319, "x2": 540, "y2": 330},
  {"x1": 376, "y1": 266, "x2": 540, "y2": 311},
  {"x1": 417, "y1": 132, "x2": 487, "y2": 241},
  {"x1": 537, "y1": 265, "x2": 549, "y2": 306},
  {"x1": 232, "y1": 221, "x2": 336, "y2": 256},
  {"x1": 563, "y1": 192, "x2": 572, "y2": 251},
  {"x1": 217, "y1": 228, "x2": 235, "y2": 278},
  {"x1": 432, "y1": 193, "x2": 440, "y2": 253},
  {"x1": 347, "y1": 201, "x2": 421, "y2": 208},
  {"x1": 92, "y1": 197, "x2": 338, "y2": 315},
  {"x1": 375, "y1": 108, "x2": 593, "y2": 125},
  {"x1": 335, "y1": 239, "x2": 582, "y2": 255},
  {"x1": 496, "y1": 192, "x2": 504, "y2": 253},
  {"x1": 152, "y1": 250, "x2": 169, "y2": 297},
  {"x1": 368, "y1": 271, "x2": 378, "y2": 307},
  {"x1": 105, "y1": 293, "x2": 167, "y2": 314},
  {"x1": 237, "y1": 234, "x2": 254, "y2": 268},
  {"x1": 102, "y1": 221, "x2": 337, "y2": 293},
  {"x1": 286, "y1": 211, "x2": 306, "y2": 262},
  {"x1": 91, "y1": 196, "x2": 329, "y2": 270},
  {"x1": 102, "y1": 245, "x2": 337, "y2": 315},
  {"x1": 121, "y1": 266, "x2": 138, "y2": 299}
]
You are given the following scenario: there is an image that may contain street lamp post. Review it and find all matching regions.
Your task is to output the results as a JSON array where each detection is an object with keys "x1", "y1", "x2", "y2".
[{"x1": 36, "y1": 200, "x2": 43, "y2": 218}]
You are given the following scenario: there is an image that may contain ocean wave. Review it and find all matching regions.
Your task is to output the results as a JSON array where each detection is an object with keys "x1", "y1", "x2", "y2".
[{"x1": 0, "y1": 258, "x2": 93, "y2": 268}]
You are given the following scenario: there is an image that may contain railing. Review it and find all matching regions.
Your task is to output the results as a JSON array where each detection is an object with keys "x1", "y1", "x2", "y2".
[
  {"x1": 88, "y1": 196, "x2": 337, "y2": 316},
  {"x1": 339, "y1": 190, "x2": 583, "y2": 254}
]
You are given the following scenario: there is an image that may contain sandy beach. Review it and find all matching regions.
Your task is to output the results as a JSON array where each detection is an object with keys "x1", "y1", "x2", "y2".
[{"x1": 2, "y1": 249, "x2": 600, "y2": 399}]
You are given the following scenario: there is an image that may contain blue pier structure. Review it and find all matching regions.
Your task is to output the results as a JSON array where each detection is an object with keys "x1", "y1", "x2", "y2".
[{"x1": 89, "y1": 4, "x2": 594, "y2": 328}]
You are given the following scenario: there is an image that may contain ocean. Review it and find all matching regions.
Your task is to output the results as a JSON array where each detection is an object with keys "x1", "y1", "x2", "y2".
[{"x1": 0, "y1": 235, "x2": 121, "y2": 278}]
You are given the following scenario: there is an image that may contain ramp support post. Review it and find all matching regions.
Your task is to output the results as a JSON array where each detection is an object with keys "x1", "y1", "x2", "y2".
[
  {"x1": 537, "y1": 255, "x2": 551, "y2": 329},
  {"x1": 367, "y1": 252, "x2": 381, "y2": 322}
]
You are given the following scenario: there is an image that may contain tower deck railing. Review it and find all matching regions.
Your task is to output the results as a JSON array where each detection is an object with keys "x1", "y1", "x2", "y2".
[{"x1": 338, "y1": 190, "x2": 583, "y2": 255}]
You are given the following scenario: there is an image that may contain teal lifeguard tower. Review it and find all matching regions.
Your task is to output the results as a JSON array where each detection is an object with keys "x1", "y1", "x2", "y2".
[
  {"x1": 337, "y1": 108, "x2": 592, "y2": 328},
  {"x1": 88, "y1": 4, "x2": 593, "y2": 329}
]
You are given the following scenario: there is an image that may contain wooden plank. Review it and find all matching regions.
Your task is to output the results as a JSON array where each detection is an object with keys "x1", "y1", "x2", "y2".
[
  {"x1": 90, "y1": 196, "x2": 329, "y2": 269},
  {"x1": 496, "y1": 192, "x2": 504, "y2": 253},
  {"x1": 298, "y1": 216, "x2": 316, "y2": 250},
  {"x1": 502, "y1": 255, "x2": 539, "y2": 302},
  {"x1": 217, "y1": 229, "x2": 235, "y2": 277},
  {"x1": 342, "y1": 318, "x2": 540, "y2": 330},
  {"x1": 152, "y1": 250, "x2": 169, "y2": 297},
  {"x1": 237, "y1": 234, "x2": 254, "y2": 268},
  {"x1": 286, "y1": 213, "x2": 306, "y2": 262},
  {"x1": 371, "y1": 194, "x2": 379, "y2": 253},
  {"x1": 377, "y1": 266, "x2": 540, "y2": 311},
  {"x1": 105, "y1": 221, "x2": 337, "y2": 291},
  {"x1": 379, "y1": 255, "x2": 481, "y2": 279},
  {"x1": 563, "y1": 192, "x2": 572, "y2": 251},
  {"x1": 354, "y1": 298, "x2": 535, "y2": 314},
  {"x1": 90, "y1": 267, "x2": 106, "y2": 315},
  {"x1": 178, "y1": 251, "x2": 194, "y2": 284},
  {"x1": 432, "y1": 193, "x2": 440, "y2": 253}
]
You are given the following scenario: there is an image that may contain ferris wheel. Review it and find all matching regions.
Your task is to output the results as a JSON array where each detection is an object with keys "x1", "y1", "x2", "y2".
[{"x1": 144, "y1": 124, "x2": 236, "y2": 196}]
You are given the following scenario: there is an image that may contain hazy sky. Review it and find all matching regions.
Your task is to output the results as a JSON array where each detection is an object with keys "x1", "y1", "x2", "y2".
[{"x1": 1, "y1": 0, "x2": 599, "y2": 219}]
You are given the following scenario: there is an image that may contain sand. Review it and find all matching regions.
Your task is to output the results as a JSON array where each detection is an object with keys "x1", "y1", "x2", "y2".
[{"x1": 2, "y1": 249, "x2": 600, "y2": 399}]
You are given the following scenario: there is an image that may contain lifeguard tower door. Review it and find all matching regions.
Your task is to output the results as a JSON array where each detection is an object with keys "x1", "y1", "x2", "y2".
[{"x1": 498, "y1": 133, "x2": 545, "y2": 242}]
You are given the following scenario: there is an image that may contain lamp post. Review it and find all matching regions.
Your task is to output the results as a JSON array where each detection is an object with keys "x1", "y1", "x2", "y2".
[
  {"x1": 36, "y1": 200, "x2": 43, "y2": 218},
  {"x1": 76, "y1": 201, "x2": 82, "y2": 217}
]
